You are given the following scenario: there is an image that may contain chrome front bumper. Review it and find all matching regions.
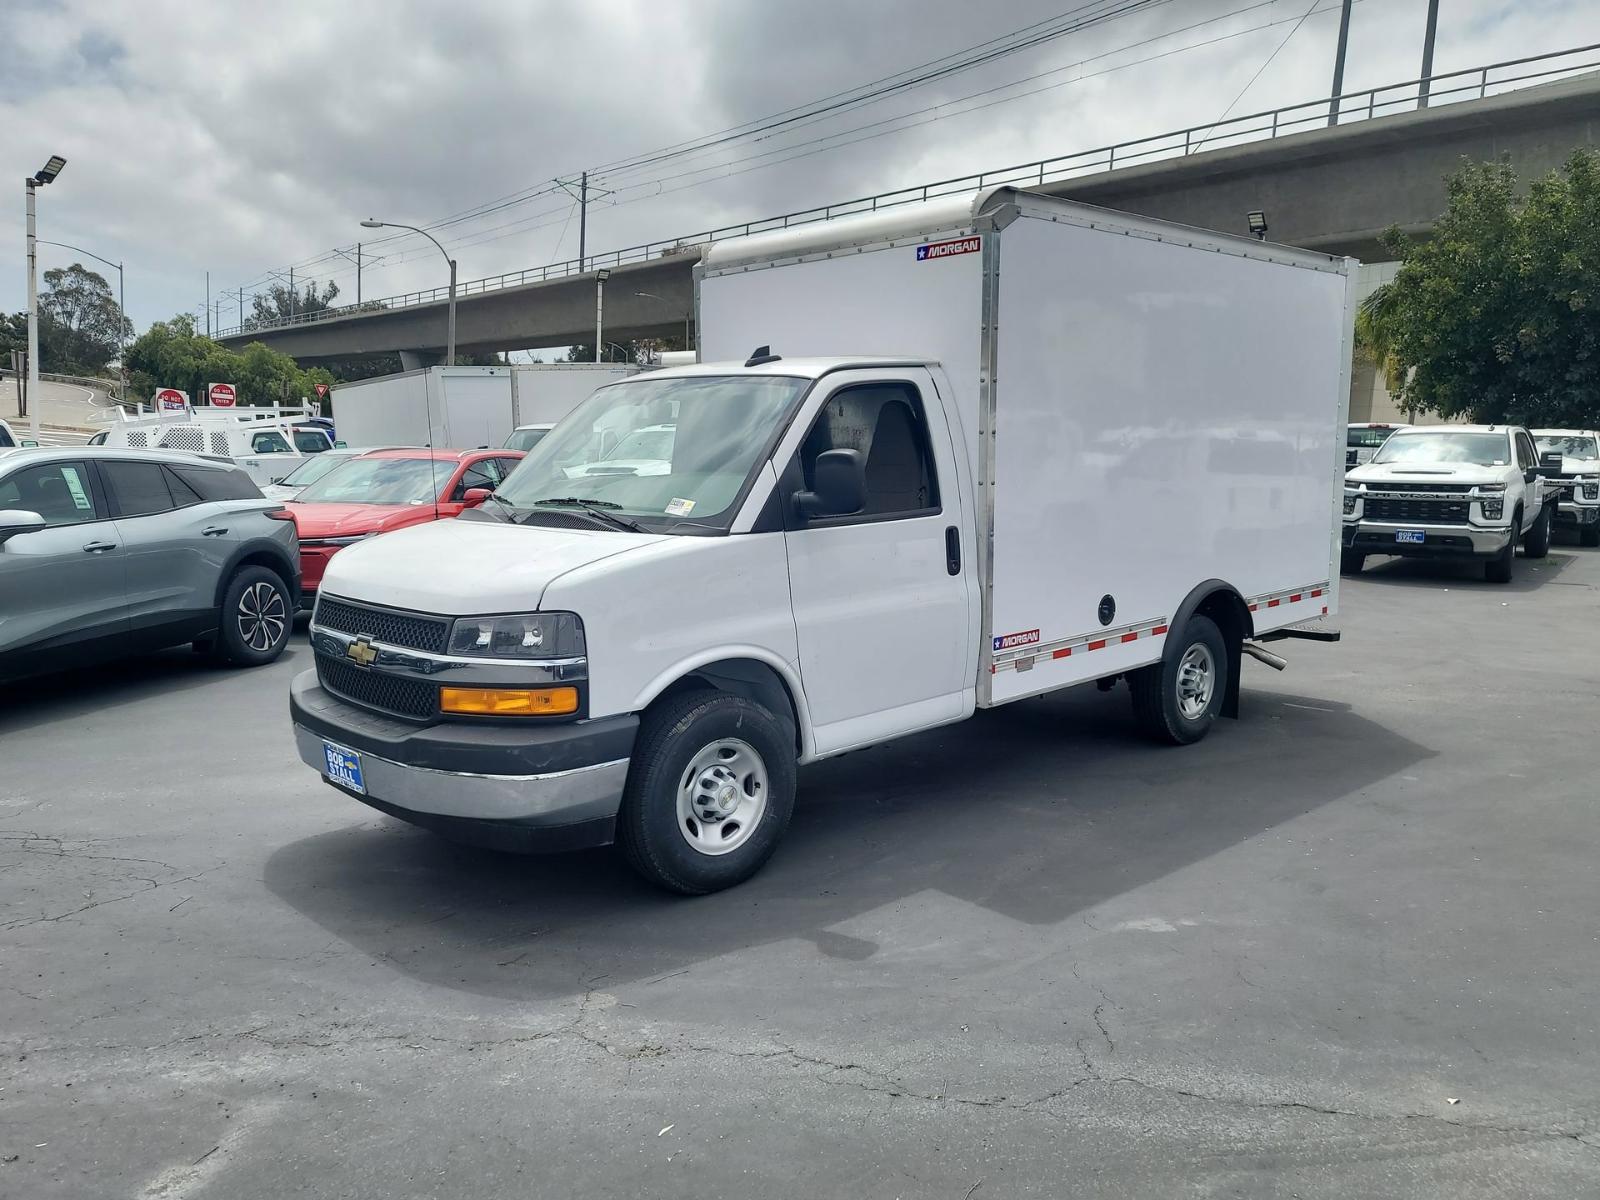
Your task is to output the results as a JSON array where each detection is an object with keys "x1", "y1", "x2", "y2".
[
  {"x1": 292, "y1": 724, "x2": 627, "y2": 824},
  {"x1": 1344, "y1": 520, "x2": 1514, "y2": 556}
]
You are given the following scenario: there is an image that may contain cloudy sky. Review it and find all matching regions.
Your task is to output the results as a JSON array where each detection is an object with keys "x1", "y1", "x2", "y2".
[{"x1": 3, "y1": 0, "x2": 1596, "y2": 338}]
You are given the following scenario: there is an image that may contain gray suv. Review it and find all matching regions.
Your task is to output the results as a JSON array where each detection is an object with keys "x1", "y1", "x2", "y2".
[{"x1": 0, "y1": 448, "x2": 301, "y2": 682}]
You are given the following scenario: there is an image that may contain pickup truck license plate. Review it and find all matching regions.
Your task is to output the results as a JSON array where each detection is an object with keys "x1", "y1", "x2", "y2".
[
  {"x1": 1395, "y1": 529, "x2": 1426, "y2": 544},
  {"x1": 322, "y1": 741, "x2": 366, "y2": 794}
]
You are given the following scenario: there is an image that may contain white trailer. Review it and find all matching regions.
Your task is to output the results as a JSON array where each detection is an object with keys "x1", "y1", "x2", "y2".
[
  {"x1": 291, "y1": 188, "x2": 1354, "y2": 894},
  {"x1": 331, "y1": 363, "x2": 636, "y2": 449}
]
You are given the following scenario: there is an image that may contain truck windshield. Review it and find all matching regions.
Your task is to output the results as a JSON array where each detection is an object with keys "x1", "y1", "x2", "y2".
[
  {"x1": 1347, "y1": 426, "x2": 1400, "y2": 449},
  {"x1": 495, "y1": 375, "x2": 808, "y2": 530},
  {"x1": 294, "y1": 456, "x2": 449, "y2": 506},
  {"x1": 1372, "y1": 432, "x2": 1510, "y2": 467},
  {"x1": 1535, "y1": 435, "x2": 1599, "y2": 460}
]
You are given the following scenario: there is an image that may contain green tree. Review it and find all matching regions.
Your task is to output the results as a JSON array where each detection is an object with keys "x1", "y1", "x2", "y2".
[
  {"x1": 38, "y1": 263, "x2": 133, "y2": 374},
  {"x1": 1367, "y1": 151, "x2": 1600, "y2": 426},
  {"x1": 0, "y1": 312, "x2": 27, "y2": 366},
  {"x1": 247, "y1": 278, "x2": 341, "y2": 329},
  {"x1": 124, "y1": 315, "x2": 330, "y2": 409}
]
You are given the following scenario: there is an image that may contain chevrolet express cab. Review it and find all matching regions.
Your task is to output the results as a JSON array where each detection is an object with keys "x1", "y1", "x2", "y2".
[{"x1": 290, "y1": 189, "x2": 1353, "y2": 893}]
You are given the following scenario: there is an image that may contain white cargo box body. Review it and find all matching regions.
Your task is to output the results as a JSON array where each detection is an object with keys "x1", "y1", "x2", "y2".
[
  {"x1": 698, "y1": 189, "x2": 1353, "y2": 705},
  {"x1": 332, "y1": 363, "x2": 636, "y2": 449}
]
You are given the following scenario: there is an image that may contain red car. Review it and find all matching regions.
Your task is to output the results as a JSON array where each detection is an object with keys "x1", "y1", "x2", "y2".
[{"x1": 288, "y1": 447, "x2": 525, "y2": 607}]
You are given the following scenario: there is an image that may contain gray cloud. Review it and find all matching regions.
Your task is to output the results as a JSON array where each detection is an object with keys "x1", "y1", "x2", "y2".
[{"x1": 2, "y1": 0, "x2": 1595, "y2": 332}]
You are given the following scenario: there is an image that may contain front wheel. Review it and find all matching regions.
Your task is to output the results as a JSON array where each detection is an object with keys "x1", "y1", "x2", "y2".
[
  {"x1": 212, "y1": 567, "x2": 292, "y2": 666},
  {"x1": 1339, "y1": 548, "x2": 1366, "y2": 575},
  {"x1": 618, "y1": 690, "x2": 797, "y2": 894},
  {"x1": 1485, "y1": 521, "x2": 1517, "y2": 584},
  {"x1": 1522, "y1": 503, "x2": 1552, "y2": 559},
  {"x1": 1581, "y1": 521, "x2": 1600, "y2": 549},
  {"x1": 1129, "y1": 614, "x2": 1229, "y2": 746}
]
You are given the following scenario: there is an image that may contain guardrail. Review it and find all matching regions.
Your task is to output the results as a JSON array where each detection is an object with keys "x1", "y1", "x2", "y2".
[{"x1": 217, "y1": 42, "x2": 1600, "y2": 341}]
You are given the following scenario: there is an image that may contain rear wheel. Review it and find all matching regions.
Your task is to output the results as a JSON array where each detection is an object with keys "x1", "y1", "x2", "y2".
[
  {"x1": 1522, "y1": 503, "x2": 1552, "y2": 559},
  {"x1": 1339, "y1": 548, "x2": 1366, "y2": 575},
  {"x1": 1581, "y1": 521, "x2": 1600, "y2": 549},
  {"x1": 618, "y1": 690, "x2": 797, "y2": 894},
  {"x1": 1129, "y1": 615, "x2": 1228, "y2": 746},
  {"x1": 212, "y1": 567, "x2": 291, "y2": 666}
]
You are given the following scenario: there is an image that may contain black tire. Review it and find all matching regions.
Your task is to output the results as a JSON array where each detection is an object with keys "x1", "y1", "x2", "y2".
[
  {"x1": 1581, "y1": 522, "x2": 1600, "y2": 549},
  {"x1": 1522, "y1": 503, "x2": 1552, "y2": 559},
  {"x1": 1485, "y1": 517, "x2": 1517, "y2": 583},
  {"x1": 618, "y1": 690, "x2": 797, "y2": 895},
  {"x1": 1339, "y1": 548, "x2": 1366, "y2": 575},
  {"x1": 1129, "y1": 614, "x2": 1229, "y2": 746},
  {"x1": 212, "y1": 566, "x2": 292, "y2": 667}
]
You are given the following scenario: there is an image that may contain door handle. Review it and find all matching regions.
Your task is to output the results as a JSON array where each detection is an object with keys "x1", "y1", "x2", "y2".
[
  {"x1": 82, "y1": 541, "x2": 117, "y2": 554},
  {"x1": 201, "y1": 526, "x2": 229, "y2": 536},
  {"x1": 945, "y1": 525, "x2": 961, "y2": 576}
]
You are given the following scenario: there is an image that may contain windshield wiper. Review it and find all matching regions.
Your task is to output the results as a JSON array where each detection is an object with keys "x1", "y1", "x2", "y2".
[{"x1": 528, "y1": 497, "x2": 646, "y2": 533}]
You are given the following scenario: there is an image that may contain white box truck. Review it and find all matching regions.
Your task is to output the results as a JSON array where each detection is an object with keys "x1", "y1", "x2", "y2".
[
  {"x1": 290, "y1": 188, "x2": 1354, "y2": 894},
  {"x1": 330, "y1": 363, "x2": 636, "y2": 449}
]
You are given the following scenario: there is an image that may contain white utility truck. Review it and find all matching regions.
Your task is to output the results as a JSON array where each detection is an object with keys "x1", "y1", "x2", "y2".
[
  {"x1": 331, "y1": 363, "x2": 637, "y2": 449},
  {"x1": 290, "y1": 188, "x2": 1353, "y2": 894},
  {"x1": 1342, "y1": 424, "x2": 1569, "y2": 580},
  {"x1": 1533, "y1": 429, "x2": 1600, "y2": 547},
  {"x1": 94, "y1": 404, "x2": 332, "y2": 487}
]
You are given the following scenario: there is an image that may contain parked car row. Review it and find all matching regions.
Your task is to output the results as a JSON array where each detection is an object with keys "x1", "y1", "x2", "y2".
[{"x1": 1341, "y1": 423, "x2": 1599, "y2": 581}]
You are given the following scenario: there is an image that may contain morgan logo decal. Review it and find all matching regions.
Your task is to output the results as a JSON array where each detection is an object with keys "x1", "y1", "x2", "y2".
[
  {"x1": 993, "y1": 628, "x2": 1040, "y2": 653},
  {"x1": 916, "y1": 236, "x2": 981, "y2": 262}
]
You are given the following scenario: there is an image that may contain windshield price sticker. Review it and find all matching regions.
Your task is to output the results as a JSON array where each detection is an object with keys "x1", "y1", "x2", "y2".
[
  {"x1": 916, "y1": 236, "x2": 981, "y2": 262},
  {"x1": 665, "y1": 497, "x2": 696, "y2": 517}
]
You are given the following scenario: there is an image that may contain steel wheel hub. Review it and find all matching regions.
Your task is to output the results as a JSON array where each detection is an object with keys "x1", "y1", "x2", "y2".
[
  {"x1": 676, "y1": 738, "x2": 768, "y2": 856},
  {"x1": 1176, "y1": 643, "x2": 1215, "y2": 721}
]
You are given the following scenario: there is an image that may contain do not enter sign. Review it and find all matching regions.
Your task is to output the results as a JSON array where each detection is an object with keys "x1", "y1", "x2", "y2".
[
  {"x1": 209, "y1": 382, "x2": 237, "y2": 407},
  {"x1": 153, "y1": 388, "x2": 189, "y2": 413}
]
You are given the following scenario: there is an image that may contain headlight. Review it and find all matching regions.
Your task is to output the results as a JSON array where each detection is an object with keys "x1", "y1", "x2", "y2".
[
  {"x1": 1477, "y1": 483, "x2": 1508, "y2": 493},
  {"x1": 1343, "y1": 491, "x2": 1358, "y2": 515},
  {"x1": 447, "y1": 612, "x2": 585, "y2": 659},
  {"x1": 1481, "y1": 499, "x2": 1504, "y2": 520},
  {"x1": 305, "y1": 533, "x2": 375, "y2": 547}
]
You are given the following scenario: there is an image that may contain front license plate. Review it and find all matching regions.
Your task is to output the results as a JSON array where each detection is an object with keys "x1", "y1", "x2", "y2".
[
  {"x1": 322, "y1": 741, "x2": 366, "y2": 794},
  {"x1": 1395, "y1": 529, "x2": 1426, "y2": 544}
]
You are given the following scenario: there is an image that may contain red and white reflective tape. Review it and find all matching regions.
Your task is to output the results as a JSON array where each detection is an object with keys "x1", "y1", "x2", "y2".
[
  {"x1": 991, "y1": 617, "x2": 1169, "y2": 675},
  {"x1": 1246, "y1": 582, "x2": 1330, "y2": 617}
]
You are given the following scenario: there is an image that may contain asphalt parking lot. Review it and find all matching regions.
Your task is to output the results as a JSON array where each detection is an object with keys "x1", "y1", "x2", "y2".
[{"x1": 4, "y1": 546, "x2": 1598, "y2": 1199}]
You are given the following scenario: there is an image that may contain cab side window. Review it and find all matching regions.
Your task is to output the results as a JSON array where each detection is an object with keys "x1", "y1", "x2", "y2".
[
  {"x1": 453, "y1": 458, "x2": 507, "y2": 500},
  {"x1": 293, "y1": 430, "x2": 331, "y2": 453},
  {"x1": 797, "y1": 383, "x2": 941, "y2": 520},
  {"x1": 0, "y1": 462, "x2": 102, "y2": 526},
  {"x1": 252, "y1": 432, "x2": 292, "y2": 454},
  {"x1": 1515, "y1": 431, "x2": 1537, "y2": 470}
]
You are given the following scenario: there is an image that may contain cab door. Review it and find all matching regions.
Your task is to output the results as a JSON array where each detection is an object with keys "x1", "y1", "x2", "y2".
[
  {"x1": 778, "y1": 370, "x2": 973, "y2": 755},
  {"x1": 0, "y1": 458, "x2": 129, "y2": 663}
]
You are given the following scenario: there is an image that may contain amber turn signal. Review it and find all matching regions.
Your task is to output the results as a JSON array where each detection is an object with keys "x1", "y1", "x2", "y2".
[{"x1": 439, "y1": 686, "x2": 579, "y2": 716}]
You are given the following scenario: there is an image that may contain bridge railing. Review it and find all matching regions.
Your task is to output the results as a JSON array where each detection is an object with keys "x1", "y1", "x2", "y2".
[{"x1": 218, "y1": 42, "x2": 1600, "y2": 340}]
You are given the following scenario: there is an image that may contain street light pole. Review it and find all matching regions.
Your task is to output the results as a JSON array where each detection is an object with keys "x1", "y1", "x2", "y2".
[
  {"x1": 1328, "y1": 0, "x2": 1353, "y2": 126},
  {"x1": 595, "y1": 269, "x2": 610, "y2": 364},
  {"x1": 1418, "y1": 0, "x2": 1441, "y2": 108},
  {"x1": 361, "y1": 219, "x2": 456, "y2": 366},
  {"x1": 24, "y1": 156, "x2": 66, "y2": 444}
]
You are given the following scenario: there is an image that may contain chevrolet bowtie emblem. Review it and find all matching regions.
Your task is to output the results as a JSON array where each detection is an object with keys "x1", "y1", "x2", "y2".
[{"x1": 346, "y1": 637, "x2": 378, "y2": 667}]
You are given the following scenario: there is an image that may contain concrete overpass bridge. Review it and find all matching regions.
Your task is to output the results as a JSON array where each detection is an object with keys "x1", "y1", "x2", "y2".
[{"x1": 219, "y1": 46, "x2": 1600, "y2": 365}]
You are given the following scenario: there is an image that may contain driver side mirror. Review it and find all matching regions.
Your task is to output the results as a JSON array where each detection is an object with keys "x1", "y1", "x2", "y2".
[
  {"x1": 794, "y1": 448, "x2": 866, "y2": 519},
  {"x1": 0, "y1": 508, "x2": 47, "y2": 546},
  {"x1": 462, "y1": 487, "x2": 493, "y2": 507}
]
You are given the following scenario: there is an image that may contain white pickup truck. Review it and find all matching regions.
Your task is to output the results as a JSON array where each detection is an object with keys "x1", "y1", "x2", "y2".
[
  {"x1": 93, "y1": 405, "x2": 333, "y2": 486},
  {"x1": 1533, "y1": 429, "x2": 1600, "y2": 547},
  {"x1": 1342, "y1": 424, "x2": 1568, "y2": 581},
  {"x1": 289, "y1": 188, "x2": 1353, "y2": 893}
]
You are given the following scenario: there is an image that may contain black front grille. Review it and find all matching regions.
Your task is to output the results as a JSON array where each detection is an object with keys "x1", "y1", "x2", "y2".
[
  {"x1": 1366, "y1": 497, "x2": 1471, "y2": 524},
  {"x1": 315, "y1": 597, "x2": 449, "y2": 653},
  {"x1": 316, "y1": 654, "x2": 437, "y2": 720}
]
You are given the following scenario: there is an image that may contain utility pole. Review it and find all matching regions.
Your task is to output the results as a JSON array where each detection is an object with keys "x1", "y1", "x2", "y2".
[
  {"x1": 1329, "y1": 0, "x2": 1353, "y2": 126},
  {"x1": 205, "y1": 270, "x2": 211, "y2": 337},
  {"x1": 1418, "y1": 0, "x2": 1441, "y2": 108},
  {"x1": 289, "y1": 266, "x2": 295, "y2": 320},
  {"x1": 579, "y1": 171, "x2": 587, "y2": 273}
]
